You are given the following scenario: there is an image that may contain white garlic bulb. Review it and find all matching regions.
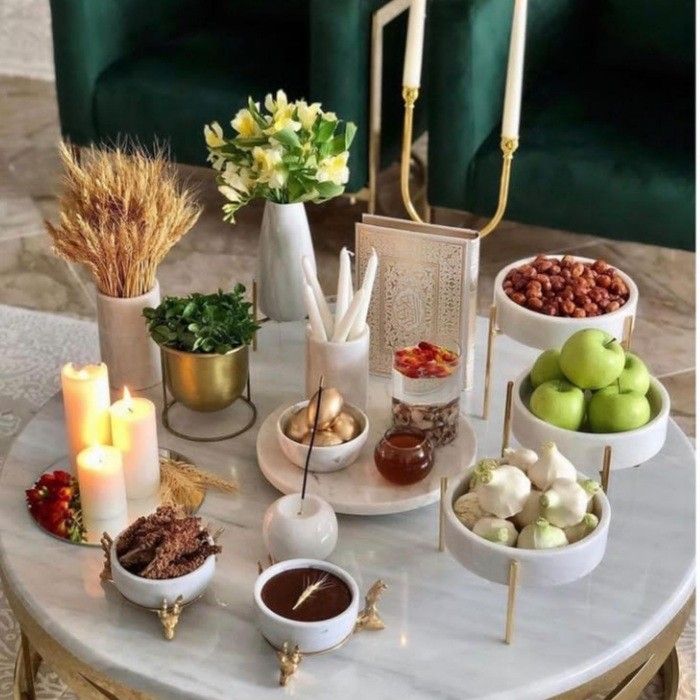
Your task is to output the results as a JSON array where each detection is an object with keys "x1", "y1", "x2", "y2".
[
  {"x1": 502, "y1": 446, "x2": 538, "y2": 475},
  {"x1": 540, "y1": 478, "x2": 600, "y2": 528},
  {"x1": 511, "y1": 489, "x2": 543, "y2": 530},
  {"x1": 473, "y1": 517, "x2": 518, "y2": 547},
  {"x1": 473, "y1": 464, "x2": 531, "y2": 519},
  {"x1": 528, "y1": 442, "x2": 577, "y2": 491},
  {"x1": 564, "y1": 513, "x2": 599, "y2": 544},
  {"x1": 453, "y1": 492, "x2": 488, "y2": 529},
  {"x1": 517, "y1": 517, "x2": 568, "y2": 549}
]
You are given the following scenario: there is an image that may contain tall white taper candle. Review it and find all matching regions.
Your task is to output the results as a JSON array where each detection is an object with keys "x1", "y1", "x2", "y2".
[
  {"x1": 403, "y1": 0, "x2": 427, "y2": 88},
  {"x1": 502, "y1": 0, "x2": 528, "y2": 139},
  {"x1": 335, "y1": 247, "x2": 352, "y2": 328}
]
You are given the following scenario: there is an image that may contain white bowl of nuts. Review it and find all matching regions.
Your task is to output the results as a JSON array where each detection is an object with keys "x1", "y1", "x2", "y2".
[{"x1": 494, "y1": 255, "x2": 638, "y2": 350}]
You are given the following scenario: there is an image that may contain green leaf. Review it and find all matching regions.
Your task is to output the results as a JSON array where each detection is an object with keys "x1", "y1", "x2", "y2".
[
  {"x1": 248, "y1": 97, "x2": 269, "y2": 128},
  {"x1": 233, "y1": 136, "x2": 268, "y2": 148},
  {"x1": 316, "y1": 119, "x2": 336, "y2": 143},
  {"x1": 273, "y1": 128, "x2": 301, "y2": 149},
  {"x1": 327, "y1": 135, "x2": 347, "y2": 157},
  {"x1": 345, "y1": 122, "x2": 357, "y2": 149},
  {"x1": 315, "y1": 181, "x2": 344, "y2": 199}
]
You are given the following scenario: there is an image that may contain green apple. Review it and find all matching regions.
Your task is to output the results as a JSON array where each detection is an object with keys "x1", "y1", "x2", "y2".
[
  {"x1": 588, "y1": 385, "x2": 651, "y2": 433},
  {"x1": 559, "y1": 329, "x2": 625, "y2": 389},
  {"x1": 529, "y1": 379, "x2": 586, "y2": 431},
  {"x1": 618, "y1": 352, "x2": 650, "y2": 395},
  {"x1": 530, "y1": 349, "x2": 566, "y2": 388}
]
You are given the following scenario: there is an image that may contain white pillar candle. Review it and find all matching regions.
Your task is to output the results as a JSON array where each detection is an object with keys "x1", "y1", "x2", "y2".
[
  {"x1": 76, "y1": 445, "x2": 127, "y2": 521},
  {"x1": 502, "y1": 0, "x2": 528, "y2": 139},
  {"x1": 61, "y1": 363, "x2": 112, "y2": 470},
  {"x1": 403, "y1": 0, "x2": 427, "y2": 88},
  {"x1": 110, "y1": 388, "x2": 161, "y2": 500}
]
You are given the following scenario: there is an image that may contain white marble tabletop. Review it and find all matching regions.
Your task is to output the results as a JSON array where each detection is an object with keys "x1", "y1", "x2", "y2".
[{"x1": 0, "y1": 319, "x2": 694, "y2": 700}]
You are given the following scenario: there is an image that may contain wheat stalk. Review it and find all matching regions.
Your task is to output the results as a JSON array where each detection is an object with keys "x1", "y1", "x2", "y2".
[
  {"x1": 159, "y1": 456, "x2": 238, "y2": 513},
  {"x1": 45, "y1": 141, "x2": 202, "y2": 298}
]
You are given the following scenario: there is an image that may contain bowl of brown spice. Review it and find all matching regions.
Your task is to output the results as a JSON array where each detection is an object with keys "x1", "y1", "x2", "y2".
[
  {"x1": 493, "y1": 255, "x2": 638, "y2": 350},
  {"x1": 110, "y1": 506, "x2": 220, "y2": 609}
]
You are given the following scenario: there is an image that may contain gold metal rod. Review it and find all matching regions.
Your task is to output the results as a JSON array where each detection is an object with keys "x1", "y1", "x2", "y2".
[
  {"x1": 479, "y1": 137, "x2": 519, "y2": 238},
  {"x1": 252, "y1": 279, "x2": 258, "y2": 352},
  {"x1": 483, "y1": 305, "x2": 498, "y2": 419},
  {"x1": 601, "y1": 445, "x2": 612, "y2": 494},
  {"x1": 505, "y1": 560, "x2": 519, "y2": 644},
  {"x1": 623, "y1": 315, "x2": 634, "y2": 351},
  {"x1": 438, "y1": 477, "x2": 448, "y2": 552},
  {"x1": 400, "y1": 86, "x2": 423, "y2": 223},
  {"x1": 20, "y1": 631, "x2": 36, "y2": 697},
  {"x1": 501, "y1": 380, "x2": 514, "y2": 457}
]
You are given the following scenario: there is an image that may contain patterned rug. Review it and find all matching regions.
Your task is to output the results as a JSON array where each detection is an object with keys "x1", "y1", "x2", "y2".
[{"x1": 0, "y1": 304, "x2": 693, "y2": 699}]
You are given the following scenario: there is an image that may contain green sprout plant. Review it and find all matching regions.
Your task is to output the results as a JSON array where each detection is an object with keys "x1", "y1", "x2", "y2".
[{"x1": 143, "y1": 285, "x2": 259, "y2": 354}]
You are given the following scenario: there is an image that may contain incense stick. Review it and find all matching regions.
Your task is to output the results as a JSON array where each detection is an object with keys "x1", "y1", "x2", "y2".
[{"x1": 299, "y1": 375, "x2": 324, "y2": 515}]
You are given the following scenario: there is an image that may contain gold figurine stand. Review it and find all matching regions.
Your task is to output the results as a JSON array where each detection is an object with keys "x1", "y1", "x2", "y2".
[
  {"x1": 99, "y1": 534, "x2": 195, "y2": 641},
  {"x1": 438, "y1": 380, "x2": 613, "y2": 645},
  {"x1": 481, "y1": 305, "x2": 635, "y2": 420}
]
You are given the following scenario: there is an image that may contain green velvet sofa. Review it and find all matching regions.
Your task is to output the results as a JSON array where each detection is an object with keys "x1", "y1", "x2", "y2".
[
  {"x1": 427, "y1": 0, "x2": 694, "y2": 250},
  {"x1": 48, "y1": 0, "x2": 425, "y2": 196}
]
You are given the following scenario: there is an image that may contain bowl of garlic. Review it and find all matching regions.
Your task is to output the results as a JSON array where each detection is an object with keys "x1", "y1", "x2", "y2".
[
  {"x1": 442, "y1": 442, "x2": 610, "y2": 587},
  {"x1": 276, "y1": 388, "x2": 369, "y2": 473}
]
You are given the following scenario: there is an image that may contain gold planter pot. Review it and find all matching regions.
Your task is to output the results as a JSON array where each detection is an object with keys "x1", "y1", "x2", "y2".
[{"x1": 161, "y1": 344, "x2": 249, "y2": 413}]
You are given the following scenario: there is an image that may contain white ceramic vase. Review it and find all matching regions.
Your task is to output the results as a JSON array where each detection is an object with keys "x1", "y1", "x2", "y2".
[
  {"x1": 95, "y1": 281, "x2": 162, "y2": 390},
  {"x1": 257, "y1": 201, "x2": 315, "y2": 322}
]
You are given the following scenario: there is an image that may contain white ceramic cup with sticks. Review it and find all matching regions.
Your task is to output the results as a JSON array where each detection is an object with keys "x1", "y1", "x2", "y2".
[{"x1": 305, "y1": 325, "x2": 369, "y2": 410}]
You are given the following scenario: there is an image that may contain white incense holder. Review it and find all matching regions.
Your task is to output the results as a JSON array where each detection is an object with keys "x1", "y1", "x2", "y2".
[{"x1": 262, "y1": 493, "x2": 338, "y2": 562}]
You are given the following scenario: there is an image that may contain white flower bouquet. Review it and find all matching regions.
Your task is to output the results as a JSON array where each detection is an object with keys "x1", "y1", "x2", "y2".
[{"x1": 205, "y1": 90, "x2": 356, "y2": 222}]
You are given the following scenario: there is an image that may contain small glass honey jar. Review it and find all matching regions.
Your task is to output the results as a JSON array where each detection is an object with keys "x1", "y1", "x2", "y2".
[{"x1": 374, "y1": 426, "x2": 434, "y2": 485}]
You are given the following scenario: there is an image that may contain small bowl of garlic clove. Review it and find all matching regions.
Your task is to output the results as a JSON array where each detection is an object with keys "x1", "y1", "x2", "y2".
[{"x1": 276, "y1": 389, "x2": 369, "y2": 473}]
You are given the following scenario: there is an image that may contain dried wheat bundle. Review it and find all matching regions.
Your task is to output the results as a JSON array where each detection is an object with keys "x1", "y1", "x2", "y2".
[
  {"x1": 159, "y1": 456, "x2": 238, "y2": 513},
  {"x1": 45, "y1": 141, "x2": 202, "y2": 298}
]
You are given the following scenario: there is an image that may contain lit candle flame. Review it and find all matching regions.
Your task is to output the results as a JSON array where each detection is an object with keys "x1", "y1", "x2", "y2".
[{"x1": 122, "y1": 386, "x2": 133, "y2": 411}]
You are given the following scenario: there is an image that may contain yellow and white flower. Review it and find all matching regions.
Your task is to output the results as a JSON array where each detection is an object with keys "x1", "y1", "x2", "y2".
[
  {"x1": 231, "y1": 108, "x2": 261, "y2": 138},
  {"x1": 317, "y1": 152, "x2": 349, "y2": 186},
  {"x1": 265, "y1": 89, "x2": 288, "y2": 114},
  {"x1": 252, "y1": 146, "x2": 286, "y2": 189},
  {"x1": 218, "y1": 185, "x2": 243, "y2": 203},
  {"x1": 204, "y1": 122, "x2": 225, "y2": 148},
  {"x1": 296, "y1": 100, "x2": 321, "y2": 130},
  {"x1": 222, "y1": 162, "x2": 251, "y2": 194},
  {"x1": 322, "y1": 111, "x2": 337, "y2": 122}
]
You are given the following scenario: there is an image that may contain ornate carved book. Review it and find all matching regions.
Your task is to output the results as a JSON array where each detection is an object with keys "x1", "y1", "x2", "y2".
[{"x1": 355, "y1": 215, "x2": 480, "y2": 388}]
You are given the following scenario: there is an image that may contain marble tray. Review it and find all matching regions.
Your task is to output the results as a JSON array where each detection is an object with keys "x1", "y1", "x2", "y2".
[{"x1": 256, "y1": 402, "x2": 477, "y2": 515}]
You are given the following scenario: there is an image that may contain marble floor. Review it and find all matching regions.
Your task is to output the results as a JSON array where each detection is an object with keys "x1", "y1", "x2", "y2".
[{"x1": 0, "y1": 75, "x2": 694, "y2": 437}]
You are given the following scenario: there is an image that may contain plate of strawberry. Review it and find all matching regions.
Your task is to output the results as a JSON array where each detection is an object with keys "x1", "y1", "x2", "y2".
[{"x1": 26, "y1": 470, "x2": 86, "y2": 544}]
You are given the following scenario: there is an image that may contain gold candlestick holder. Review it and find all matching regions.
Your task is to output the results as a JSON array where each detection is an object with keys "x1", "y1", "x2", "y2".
[{"x1": 400, "y1": 87, "x2": 518, "y2": 237}]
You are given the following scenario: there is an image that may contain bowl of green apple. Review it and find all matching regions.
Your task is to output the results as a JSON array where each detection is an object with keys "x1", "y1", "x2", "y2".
[{"x1": 511, "y1": 329, "x2": 670, "y2": 472}]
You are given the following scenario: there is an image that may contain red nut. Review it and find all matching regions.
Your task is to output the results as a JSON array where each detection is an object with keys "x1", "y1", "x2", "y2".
[{"x1": 502, "y1": 255, "x2": 629, "y2": 319}]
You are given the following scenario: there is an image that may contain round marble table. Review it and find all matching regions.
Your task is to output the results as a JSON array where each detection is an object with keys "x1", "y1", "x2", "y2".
[{"x1": 0, "y1": 319, "x2": 694, "y2": 700}]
